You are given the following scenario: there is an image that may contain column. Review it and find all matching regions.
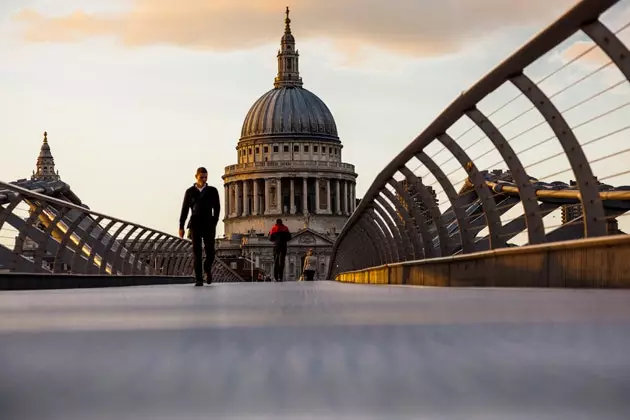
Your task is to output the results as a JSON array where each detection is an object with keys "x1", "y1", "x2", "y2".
[
  {"x1": 351, "y1": 183, "x2": 355, "y2": 212},
  {"x1": 303, "y1": 177, "x2": 308, "y2": 214},
  {"x1": 230, "y1": 184, "x2": 236, "y2": 217},
  {"x1": 315, "y1": 178, "x2": 320, "y2": 214},
  {"x1": 224, "y1": 184, "x2": 229, "y2": 219},
  {"x1": 253, "y1": 179, "x2": 259, "y2": 215},
  {"x1": 348, "y1": 182, "x2": 353, "y2": 213},
  {"x1": 243, "y1": 180, "x2": 249, "y2": 216},
  {"x1": 276, "y1": 177, "x2": 282, "y2": 215},
  {"x1": 235, "y1": 181, "x2": 242, "y2": 216},
  {"x1": 264, "y1": 178, "x2": 270, "y2": 215},
  {"x1": 343, "y1": 180, "x2": 349, "y2": 215},
  {"x1": 290, "y1": 178, "x2": 295, "y2": 214},
  {"x1": 335, "y1": 179, "x2": 341, "y2": 215},
  {"x1": 326, "y1": 179, "x2": 331, "y2": 214}
]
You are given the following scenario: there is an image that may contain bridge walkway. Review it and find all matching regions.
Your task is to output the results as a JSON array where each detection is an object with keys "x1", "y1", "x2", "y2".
[{"x1": 1, "y1": 281, "x2": 630, "y2": 419}]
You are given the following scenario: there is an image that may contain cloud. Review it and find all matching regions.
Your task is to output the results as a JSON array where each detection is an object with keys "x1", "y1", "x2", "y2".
[
  {"x1": 560, "y1": 41, "x2": 611, "y2": 66},
  {"x1": 554, "y1": 31, "x2": 630, "y2": 95},
  {"x1": 557, "y1": 4, "x2": 630, "y2": 67},
  {"x1": 12, "y1": 0, "x2": 578, "y2": 57}
]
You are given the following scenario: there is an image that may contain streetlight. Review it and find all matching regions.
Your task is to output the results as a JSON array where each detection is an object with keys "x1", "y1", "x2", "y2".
[{"x1": 239, "y1": 251, "x2": 257, "y2": 282}]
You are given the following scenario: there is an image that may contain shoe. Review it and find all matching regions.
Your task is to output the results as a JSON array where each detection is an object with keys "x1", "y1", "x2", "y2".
[
  {"x1": 205, "y1": 273, "x2": 213, "y2": 284},
  {"x1": 194, "y1": 282, "x2": 204, "y2": 287}
]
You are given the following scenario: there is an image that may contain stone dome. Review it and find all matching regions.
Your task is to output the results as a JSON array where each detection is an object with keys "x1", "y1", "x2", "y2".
[{"x1": 240, "y1": 87, "x2": 339, "y2": 142}]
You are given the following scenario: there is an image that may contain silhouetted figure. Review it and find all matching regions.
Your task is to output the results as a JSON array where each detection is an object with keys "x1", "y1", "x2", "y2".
[
  {"x1": 179, "y1": 167, "x2": 220, "y2": 286},
  {"x1": 269, "y1": 219, "x2": 291, "y2": 281}
]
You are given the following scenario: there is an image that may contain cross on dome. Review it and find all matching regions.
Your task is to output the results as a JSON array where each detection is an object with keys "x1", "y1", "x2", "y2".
[{"x1": 285, "y1": 6, "x2": 291, "y2": 33}]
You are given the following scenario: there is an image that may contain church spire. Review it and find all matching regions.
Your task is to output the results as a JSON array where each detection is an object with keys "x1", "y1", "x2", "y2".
[
  {"x1": 32, "y1": 131, "x2": 60, "y2": 181},
  {"x1": 274, "y1": 6, "x2": 303, "y2": 88}
]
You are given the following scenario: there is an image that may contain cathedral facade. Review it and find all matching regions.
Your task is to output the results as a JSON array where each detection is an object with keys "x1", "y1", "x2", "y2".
[{"x1": 217, "y1": 8, "x2": 358, "y2": 280}]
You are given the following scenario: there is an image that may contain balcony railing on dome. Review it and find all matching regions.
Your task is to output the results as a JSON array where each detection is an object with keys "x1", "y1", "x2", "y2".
[{"x1": 224, "y1": 160, "x2": 355, "y2": 175}]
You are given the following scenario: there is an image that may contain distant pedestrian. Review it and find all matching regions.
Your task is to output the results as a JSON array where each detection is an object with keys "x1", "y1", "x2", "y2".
[
  {"x1": 179, "y1": 167, "x2": 220, "y2": 286},
  {"x1": 302, "y1": 248, "x2": 317, "y2": 281},
  {"x1": 269, "y1": 218, "x2": 291, "y2": 281}
]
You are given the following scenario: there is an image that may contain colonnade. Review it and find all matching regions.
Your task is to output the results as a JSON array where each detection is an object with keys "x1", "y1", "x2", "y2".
[{"x1": 224, "y1": 177, "x2": 356, "y2": 218}]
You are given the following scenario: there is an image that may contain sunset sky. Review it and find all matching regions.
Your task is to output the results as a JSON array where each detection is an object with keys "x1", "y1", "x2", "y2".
[{"x1": 2, "y1": 0, "x2": 629, "y2": 237}]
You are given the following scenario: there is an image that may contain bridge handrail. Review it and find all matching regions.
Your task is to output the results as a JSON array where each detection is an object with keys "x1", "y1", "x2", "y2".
[
  {"x1": 1, "y1": 181, "x2": 180, "y2": 241},
  {"x1": 329, "y1": 0, "x2": 628, "y2": 279},
  {"x1": 0, "y1": 180, "x2": 243, "y2": 281}
]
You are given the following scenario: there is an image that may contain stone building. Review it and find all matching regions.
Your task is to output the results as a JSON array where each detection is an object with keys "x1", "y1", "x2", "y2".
[
  {"x1": 217, "y1": 8, "x2": 358, "y2": 280},
  {"x1": 561, "y1": 179, "x2": 623, "y2": 235},
  {"x1": 31, "y1": 131, "x2": 61, "y2": 182}
]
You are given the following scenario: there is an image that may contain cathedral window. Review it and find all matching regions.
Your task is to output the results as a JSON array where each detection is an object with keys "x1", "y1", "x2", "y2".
[
  {"x1": 314, "y1": 146, "x2": 318, "y2": 153},
  {"x1": 264, "y1": 146, "x2": 269, "y2": 153},
  {"x1": 322, "y1": 147, "x2": 326, "y2": 153},
  {"x1": 334, "y1": 148, "x2": 338, "y2": 155},
  {"x1": 248, "y1": 148, "x2": 252, "y2": 155},
  {"x1": 256, "y1": 147, "x2": 260, "y2": 154},
  {"x1": 304, "y1": 145, "x2": 309, "y2": 152},
  {"x1": 293, "y1": 145, "x2": 299, "y2": 152},
  {"x1": 273, "y1": 146, "x2": 279, "y2": 153},
  {"x1": 283, "y1": 145, "x2": 289, "y2": 153}
]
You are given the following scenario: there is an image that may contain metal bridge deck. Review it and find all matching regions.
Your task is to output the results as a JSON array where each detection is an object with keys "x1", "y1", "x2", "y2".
[{"x1": 1, "y1": 281, "x2": 630, "y2": 419}]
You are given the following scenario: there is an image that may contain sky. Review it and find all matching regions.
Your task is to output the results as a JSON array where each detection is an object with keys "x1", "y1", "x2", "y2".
[{"x1": 1, "y1": 0, "x2": 629, "y2": 239}]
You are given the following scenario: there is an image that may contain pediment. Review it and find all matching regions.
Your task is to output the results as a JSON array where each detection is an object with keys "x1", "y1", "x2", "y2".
[{"x1": 288, "y1": 228, "x2": 334, "y2": 247}]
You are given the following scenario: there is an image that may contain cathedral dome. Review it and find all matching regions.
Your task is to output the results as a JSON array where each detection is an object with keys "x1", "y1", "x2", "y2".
[
  {"x1": 239, "y1": 7, "x2": 339, "y2": 143},
  {"x1": 240, "y1": 87, "x2": 339, "y2": 142}
]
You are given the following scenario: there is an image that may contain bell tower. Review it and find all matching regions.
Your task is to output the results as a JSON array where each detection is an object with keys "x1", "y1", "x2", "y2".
[{"x1": 32, "y1": 131, "x2": 60, "y2": 181}]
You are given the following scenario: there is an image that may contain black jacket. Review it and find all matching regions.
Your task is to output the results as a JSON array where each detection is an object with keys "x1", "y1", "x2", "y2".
[
  {"x1": 179, "y1": 184, "x2": 221, "y2": 230},
  {"x1": 269, "y1": 223, "x2": 292, "y2": 251}
]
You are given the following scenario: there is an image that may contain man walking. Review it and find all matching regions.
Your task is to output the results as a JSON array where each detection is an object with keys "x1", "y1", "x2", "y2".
[
  {"x1": 179, "y1": 167, "x2": 220, "y2": 286},
  {"x1": 269, "y1": 218, "x2": 291, "y2": 282}
]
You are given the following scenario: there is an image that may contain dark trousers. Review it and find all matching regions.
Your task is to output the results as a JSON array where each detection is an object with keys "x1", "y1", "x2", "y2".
[
  {"x1": 304, "y1": 270, "x2": 315, "y2": 281},
  {"x1": 273, "y1": 247, "x2": 287, "y2": 281},
  {"x1": 191, "y1": 226, "x2": 215, "y2": 282}
]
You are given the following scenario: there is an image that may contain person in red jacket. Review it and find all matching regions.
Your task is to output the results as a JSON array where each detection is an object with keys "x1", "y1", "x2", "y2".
[{"x1": 269, "y1": 218, "x2": 292, "y2": 282}]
